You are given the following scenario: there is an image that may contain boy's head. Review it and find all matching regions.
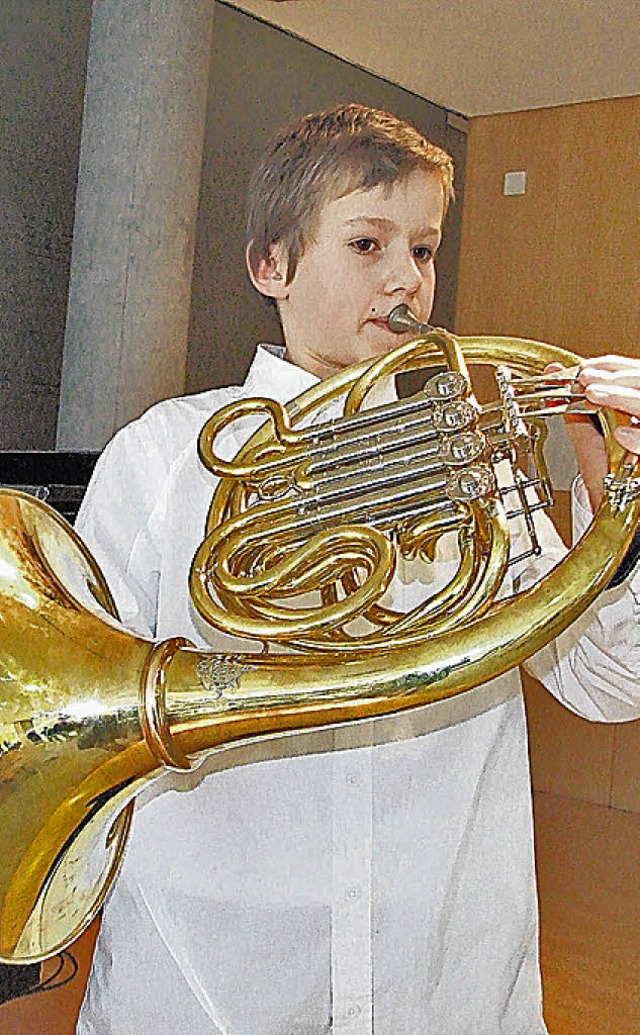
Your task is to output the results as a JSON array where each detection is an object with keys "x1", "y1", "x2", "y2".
[
  {"x1": 246, "y1": 103, "x2": 454, "y2": 289},
  {"x1": 246, "y1": 104, "x2": 453, "y2": 378}
]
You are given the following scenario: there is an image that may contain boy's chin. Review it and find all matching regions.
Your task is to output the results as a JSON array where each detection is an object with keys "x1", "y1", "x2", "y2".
[
  {"x1": 363, "y1": 321, "x2": 410, "y2": 354},
  {"x1": 352, "y1": 341, "x2": 401, "y2": 369}
]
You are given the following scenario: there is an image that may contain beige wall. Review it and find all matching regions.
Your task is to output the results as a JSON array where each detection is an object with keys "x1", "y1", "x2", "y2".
[
  {"x1": 456, "y1": 95, "x2": 640, "y2": 358},
  {"x1": 457, "y1": 95, "x2": 640, "y2": 813}
]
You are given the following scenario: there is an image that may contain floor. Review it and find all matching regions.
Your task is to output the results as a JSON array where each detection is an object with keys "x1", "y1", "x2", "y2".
[
  {"x1": 534, "y1": 793, "x2": 640, "y2": 1034},
  {"x1": 1, "y1": 792, "x2": 638, "y2": 1033},
  {"x1": 0, "y1": 917, "x2": 98, "y2": 1035}
]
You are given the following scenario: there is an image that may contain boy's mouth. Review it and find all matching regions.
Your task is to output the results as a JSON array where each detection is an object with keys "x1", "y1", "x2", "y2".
[
  {"x1": 367, "y1": 315, "x2": 417, "y2": 341},
  {"x1": 368, "y1": 305, "x2": 427, "y2": 332},
  {"x1": 367, "y1": 310, "x2": 398, "y2": 332}
]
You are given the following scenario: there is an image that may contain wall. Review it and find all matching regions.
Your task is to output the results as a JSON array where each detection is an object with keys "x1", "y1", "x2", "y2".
[
  {"x1": 0, "y1": 1, "x2": 466, "y2": 449},
  {"x1": 185, "y1": 1, "x2": 468, "y2": 394},
  {"x1": 0, "y1": 0, "x2": 92, "y2": 449},
  {"x1": 457, "y1": 96, "x2": 640, "y2": 355},
  {"x1": 456, "y1": 95, "x2": 640, "y2": 812}
]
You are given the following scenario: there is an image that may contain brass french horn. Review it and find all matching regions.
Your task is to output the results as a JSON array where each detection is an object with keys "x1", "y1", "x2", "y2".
[{"x1": 1, "y1": 309, "x2": 638, "y2": 963}]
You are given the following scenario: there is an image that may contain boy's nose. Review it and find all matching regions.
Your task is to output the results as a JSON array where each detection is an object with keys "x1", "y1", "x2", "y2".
[{"x1": 383, "y1": 250, "x2": 424, "y2": 297}]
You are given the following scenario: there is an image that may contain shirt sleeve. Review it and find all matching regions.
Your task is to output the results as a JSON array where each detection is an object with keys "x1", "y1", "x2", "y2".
[
  {"x1": 75, "y1": 412, "x2": 170, "y2": 639},
  {"x1": 523, "y1": 476, "x2": 640, "y2": 722}
]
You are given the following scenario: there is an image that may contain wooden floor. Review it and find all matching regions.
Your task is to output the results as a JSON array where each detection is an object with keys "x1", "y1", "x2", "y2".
[
  {"x1": 535, "y1": 793, "x2": 640, "y2": 1034},
  {"x1": 1, "y1": 792, "x2": 639, "y2": 1033},
  {"x1": 0, "y1": 916, "x2": 99, "y2": 1035}
]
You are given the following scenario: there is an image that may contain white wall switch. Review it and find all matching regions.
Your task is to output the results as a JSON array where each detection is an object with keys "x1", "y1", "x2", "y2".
[{"x1": 503, "y1": 170, "x2": 527, "y2": 196}]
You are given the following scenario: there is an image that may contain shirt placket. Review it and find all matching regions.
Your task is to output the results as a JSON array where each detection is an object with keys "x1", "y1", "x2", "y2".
[{"x1": 331, "y1": 734, "x2": 374, "y2": 1034}]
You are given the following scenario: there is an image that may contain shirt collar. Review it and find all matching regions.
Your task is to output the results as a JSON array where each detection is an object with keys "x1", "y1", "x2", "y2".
[
  {"x1": 243, "y1": 344, "x2": 398, "y2": 410},
  {"x1": 243, "y1": 344, "x2": 319, "y2": 404}
]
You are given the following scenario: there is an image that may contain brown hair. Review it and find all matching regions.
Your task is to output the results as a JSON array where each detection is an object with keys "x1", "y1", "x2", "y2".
[{"x1": 246, "y1": 103, "x2": 454, "y2": 286}]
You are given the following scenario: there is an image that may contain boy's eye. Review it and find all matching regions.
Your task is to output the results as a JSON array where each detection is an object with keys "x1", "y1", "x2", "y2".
[
  {"x1": 412, "y1": 245, "x2": 434, "y2": 263},
  {"x1": 349, "y1": 238, "x2": 378, "y2": 254}
]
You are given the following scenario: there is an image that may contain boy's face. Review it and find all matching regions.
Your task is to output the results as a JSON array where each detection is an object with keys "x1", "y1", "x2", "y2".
[{"x1": 256, "y1": 168, "x2": 445, "y2": 379}]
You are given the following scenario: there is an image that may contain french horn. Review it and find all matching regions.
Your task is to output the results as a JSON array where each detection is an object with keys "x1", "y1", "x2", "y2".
[{"x1": 1, "y1": 307, "x2": 638, "y2": 963}]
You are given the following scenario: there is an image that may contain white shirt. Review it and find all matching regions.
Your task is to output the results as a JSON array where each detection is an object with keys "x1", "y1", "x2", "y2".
[{"x1": 76, "y1": 346, "x2": 640, "y2": 1035}]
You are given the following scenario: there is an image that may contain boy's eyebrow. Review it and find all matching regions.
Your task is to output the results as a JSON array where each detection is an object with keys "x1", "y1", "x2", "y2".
[
  {"x1": 342, "y1": 216, "x2": 394, "y2": 229},
  {"x1": 342, "y1": 216, "x2": 441, "y2": 237}
]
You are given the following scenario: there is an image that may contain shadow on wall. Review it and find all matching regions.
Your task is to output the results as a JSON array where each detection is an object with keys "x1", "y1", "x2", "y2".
[{"x1": 0, "y1": 0, "x2": 92, "y2": 450}]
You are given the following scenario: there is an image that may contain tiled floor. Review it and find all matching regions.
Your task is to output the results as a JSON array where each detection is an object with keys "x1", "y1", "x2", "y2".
[{"x1": 1, "y1": 792, "x2": 638, "y2": 1033}]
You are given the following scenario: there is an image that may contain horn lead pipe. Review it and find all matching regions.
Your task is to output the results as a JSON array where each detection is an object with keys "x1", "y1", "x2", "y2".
[{"x1": 387, "y1": 304, "x2": 436, "y2": 336}]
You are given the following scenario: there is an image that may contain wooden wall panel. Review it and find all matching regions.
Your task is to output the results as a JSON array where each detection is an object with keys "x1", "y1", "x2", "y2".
[
  {"x1": 456, "y1": 95, "x2": 640, "y2": 360},
  {"x1": 549, "y1": 100, "x2": 640, "y2": 356},
  {"x1": 456, "y1": 95, "x2": 640, "y2": 811},
  {"x1": 456, "y1": 106, "x2": 563, "y2": 343},
  {"x1": 611, "y1": 722, "x2": 640, "y2": 812}
]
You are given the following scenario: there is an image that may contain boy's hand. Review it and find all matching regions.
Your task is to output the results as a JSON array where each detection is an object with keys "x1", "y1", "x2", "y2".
[
  {"x1": 545, "y1": 356, "x2": 640, "y2": 512},
  {"x1": 579, "y1": 356, "x2": 640, "y2": 457}
]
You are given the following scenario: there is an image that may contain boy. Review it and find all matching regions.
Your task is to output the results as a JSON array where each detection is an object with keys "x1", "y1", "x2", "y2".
[{"x1": 76, "y1": 104, "x2": 640, "y2": 1034}]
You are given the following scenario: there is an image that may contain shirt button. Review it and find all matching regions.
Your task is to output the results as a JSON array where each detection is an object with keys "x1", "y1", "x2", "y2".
[{"x1": 346, "y1": 885, "x2": 361, "y2": 901}]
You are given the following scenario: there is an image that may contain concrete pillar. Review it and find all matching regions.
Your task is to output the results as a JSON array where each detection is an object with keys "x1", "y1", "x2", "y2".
[{"x1": 57, "y1": 0, "x2": 215, "y2": 450}]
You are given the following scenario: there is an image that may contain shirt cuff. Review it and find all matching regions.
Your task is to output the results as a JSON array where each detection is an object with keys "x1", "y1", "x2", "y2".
[
  {"x1": 571, "y1": 475, "x2": 593, "y2": 542},
  {"x1": 572, "y1": 476, "x2": 640, "y2": 588}
]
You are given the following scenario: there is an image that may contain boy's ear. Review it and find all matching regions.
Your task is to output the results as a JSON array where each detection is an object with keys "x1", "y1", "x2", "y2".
[{"x1": 246, "y1": 241, "x2": 289, "y2": 301}]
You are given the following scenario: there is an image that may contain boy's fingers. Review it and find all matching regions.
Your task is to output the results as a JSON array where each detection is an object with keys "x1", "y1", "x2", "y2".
[
  {"x1": 580, "y1": 369, "x2": 640, "y2": 390},
  {"x1": 580, "y1": 354, "x2": 640, "y2": 369},
  {"x1": 579, "y1": 355, "x2": 640, "y2": 383},
  {"x1": 541, "y1": 356, "x2": 640, "y2": 455},
  {"x1": 615, "y1": 426, "x2": 640, "y2": 456},
  {"x1": 584, "y1": 383, "x2": 640, "y2": 417}
]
